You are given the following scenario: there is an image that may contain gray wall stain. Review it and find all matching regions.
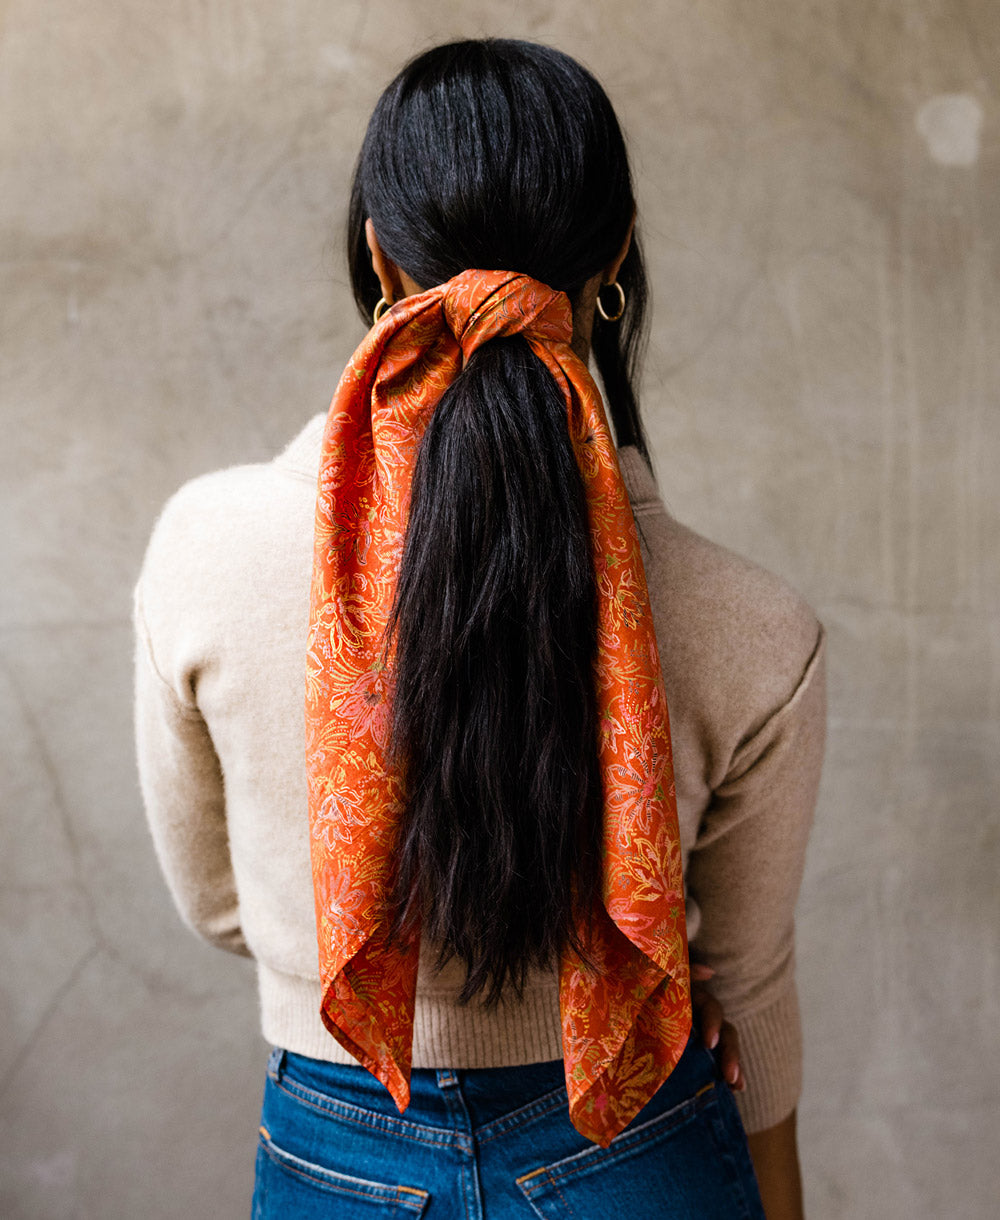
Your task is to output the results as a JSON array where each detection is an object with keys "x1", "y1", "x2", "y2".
[{"x1": 916, "y1": 93, "x2": 984, "y2": 166}]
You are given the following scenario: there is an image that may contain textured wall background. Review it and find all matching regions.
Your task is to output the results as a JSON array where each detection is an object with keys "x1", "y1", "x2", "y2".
[{"x1": 2, "y1": 2, "x2": 997, "y2": 1217}]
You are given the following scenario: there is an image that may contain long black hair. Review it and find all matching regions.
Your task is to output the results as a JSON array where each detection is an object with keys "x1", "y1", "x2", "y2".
[{"x1": 347, "y1": 38, "x2": 652, "y2": 1005}]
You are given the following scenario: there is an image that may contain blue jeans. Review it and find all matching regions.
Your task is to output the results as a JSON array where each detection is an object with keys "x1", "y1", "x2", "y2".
[{"x1": 252, "y1": 1031, "x2": 765, "y2": 1218}]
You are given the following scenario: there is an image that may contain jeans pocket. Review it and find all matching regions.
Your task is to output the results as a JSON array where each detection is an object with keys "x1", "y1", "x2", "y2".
[
  {"x1": 515, "y1": 1081, "x2": 760, "y2": 1220},
  {"x1": 253, "y1": 1126, "x2": 430, "y2": 1219}
]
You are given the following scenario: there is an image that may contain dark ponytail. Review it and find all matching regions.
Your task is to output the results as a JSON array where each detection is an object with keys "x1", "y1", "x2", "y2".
[
  {"x1": 347, "y1": 39, "x2": 652, "y2": 1004},
  {"x1": 385, "y1": 339, "x2": 602, "y2": 1004}
]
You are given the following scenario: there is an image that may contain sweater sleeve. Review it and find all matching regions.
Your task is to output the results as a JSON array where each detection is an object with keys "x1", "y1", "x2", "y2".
[
  {"x1": 132, "y1": 580, "x2": 252, "y2": 959},
  {"x1": 684, "y1": 625, "x2": 826, "y2": 1133}
]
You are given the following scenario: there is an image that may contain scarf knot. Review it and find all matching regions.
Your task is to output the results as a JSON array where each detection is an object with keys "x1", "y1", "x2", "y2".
[{"x1": 442, "y1": 269, "x2": 574, "y2": 362}]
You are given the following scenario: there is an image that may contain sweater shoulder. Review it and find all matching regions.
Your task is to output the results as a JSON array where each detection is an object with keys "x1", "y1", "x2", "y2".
[
  {"x1": 152, "y1": 461, "x2": 265, "y2": 529},
  {"x1": 135, "y1": 437, "x2": 318, "y2": 641},
  {"x1": 142, "y1": 413, "x2": 324, "y2": 559},
  {"x1": 657, "y1": 513, "x2": 820, "y2": 664},
  {"x1": 618, "y1": 447, "x2": 823, "y2": 753},
  {"x1": 139, "y1": 461, "x2": 288, "y2": 583}
]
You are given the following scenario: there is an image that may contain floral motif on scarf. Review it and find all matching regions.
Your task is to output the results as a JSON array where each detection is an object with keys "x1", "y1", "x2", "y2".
[{"x1": 306, "y1": 269, "x2": 690, "y2": 1146}]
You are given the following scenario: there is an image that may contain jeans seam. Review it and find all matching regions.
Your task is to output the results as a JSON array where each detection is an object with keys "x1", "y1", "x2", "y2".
[
  {"x1": 477, "y1": 1092, "x2": 570, "y2": 1146},
  {"x1": 518, "y1": 1084, "x2": 716, "y2": 1194},
  {"x1": 548, "y1": 1178, "x2": 579, "y2": 1217},
  {"x1": 436, "y1": 1075, "x2": 481, "y2": 1220},
  {"x1": 272, "y1": 1076, "x2": 455, "y2": 1149},
  {"x1": 258, "y1": 1133, "x2": 428, "y2": 1210}
]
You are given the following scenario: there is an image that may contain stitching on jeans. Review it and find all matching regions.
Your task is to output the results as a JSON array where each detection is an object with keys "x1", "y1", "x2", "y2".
[
  {"x1": 519, "y1": 1086, "x2": 716, "y2": 1194},
  {"x1": 516, "y1": 1170, "x2": 579, "y2": 1217},
  {"x1": 549, "y1": 1093, "x2": 712, "y2": 1184},
  {"x1": 273, "y1": 1077, "x2": 453, "y2": 1150},
  {"x1": 275, "y1": 1067, "x2": 452, "y2": 1140},
  {"x1": 460, "y1": 1163, "x2": 473, "y2": 1220},
  {"x1": 552, "y1": 1179, "x2": 577, "y2": 1216},
  {"x1": 472, "y1": 1081, "x2": 568, "y2": 1142},
  {"x1": 477, "y1": 1092, "x2": 569, "y2": 1146},
  {"x1": 273, "y1": 1080, "x2": 450, "y2": 1150},
  {"x1": 259, "y1": 1136, "x2": 428, "y2": 1210},
  {"x1": 433, "y1": 1074, "x2": 479, "y2": 1220}
]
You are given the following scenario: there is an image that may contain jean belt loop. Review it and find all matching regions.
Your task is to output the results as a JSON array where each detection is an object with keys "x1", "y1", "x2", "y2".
[{"x1": 266, "y1": 1046, "x2": 287, "y2": 1083}]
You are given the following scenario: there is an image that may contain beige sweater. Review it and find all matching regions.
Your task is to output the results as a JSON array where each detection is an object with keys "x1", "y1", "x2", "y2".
[{"x1": 133, "y1": 413, "x2": 825, "y2": 1134}]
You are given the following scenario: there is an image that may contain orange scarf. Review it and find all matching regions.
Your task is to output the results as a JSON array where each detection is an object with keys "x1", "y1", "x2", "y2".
[{"x1": 305, "y1": 269, "x2": 690, "y2": 1146}]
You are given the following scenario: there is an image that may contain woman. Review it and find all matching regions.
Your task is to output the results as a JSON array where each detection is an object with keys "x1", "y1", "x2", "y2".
[{"x1": 134, "y1": 38, "x2": 824, "y2": 1219}]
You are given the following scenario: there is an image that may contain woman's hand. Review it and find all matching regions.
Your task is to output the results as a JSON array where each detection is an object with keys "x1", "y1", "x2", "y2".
[{"x1": 691, "y1": 963, "x2": 745, "y2": 1092}]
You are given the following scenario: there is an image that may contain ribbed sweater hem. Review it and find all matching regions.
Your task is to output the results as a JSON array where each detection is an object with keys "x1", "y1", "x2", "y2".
[
  {"x1": 257, "y1": 961, "x2": 565, "y2": 1068},
  {"x1": 731, "y1": 983, "x2": 803, "y2": 1133}
]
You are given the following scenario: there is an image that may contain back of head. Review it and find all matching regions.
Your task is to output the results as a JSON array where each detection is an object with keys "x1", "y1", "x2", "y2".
[
  {"x1": 346, "y1": 39, "x2": 651, "y2": 1005},
  {"x1": 351, "y1": 39, "x2": 627, "y2": 287},
  {"x1": 348, "y1": 37, "x2": 649, "y2": 449}
]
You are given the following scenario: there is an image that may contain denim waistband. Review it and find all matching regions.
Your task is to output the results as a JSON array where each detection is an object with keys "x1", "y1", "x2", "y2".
[{"x1": 266, "y1": 1029, "x2": 711, "y2": 1139}]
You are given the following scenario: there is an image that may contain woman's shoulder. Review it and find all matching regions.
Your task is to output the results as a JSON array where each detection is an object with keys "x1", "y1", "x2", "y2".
[
  {"x1": 617, "y1": 444, "x2": 824, "y2": 744},
  {"x1": 152, "y1": 414, "x2": 323, "y2": 525},
  {"x1": 136, "y1": 416, "x2": 324, "y2": 614}
]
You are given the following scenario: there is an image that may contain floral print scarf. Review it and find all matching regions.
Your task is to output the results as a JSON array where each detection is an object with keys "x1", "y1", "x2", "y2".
[{"x1": 305, "y1": 268, "x2": 691, "y2": 1146}]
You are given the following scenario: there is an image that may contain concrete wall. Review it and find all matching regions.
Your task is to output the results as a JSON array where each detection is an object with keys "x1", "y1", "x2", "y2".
[{"x1": 2, "y1": 2, "x2": 997, "y2": 1216}]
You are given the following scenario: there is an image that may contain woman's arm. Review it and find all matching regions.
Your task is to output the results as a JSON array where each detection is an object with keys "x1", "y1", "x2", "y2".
[
  {"x1": 685, "y1": 625, "x2": 826, "y2": 1199},
  {"x1": 747, "y1": 1110, "x2": 804, "y2": 1220},
  {"x1": 694, "y1": 971, "x2": 802, "y2": 1217},
  {"x1": 133, "y1": 583, "x2": 251, "y2": 957}
]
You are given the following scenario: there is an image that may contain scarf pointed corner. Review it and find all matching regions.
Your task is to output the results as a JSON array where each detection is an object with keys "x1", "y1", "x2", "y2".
[
  {"x1": 562, "y1": 964, "x2": 693, "y2": 1146},
  {"x1": 318, "y1": 954, "x2": 417, "y2": 1116}
]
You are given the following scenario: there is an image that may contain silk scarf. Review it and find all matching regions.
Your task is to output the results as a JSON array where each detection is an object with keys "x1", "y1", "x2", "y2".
[{"x1": 305, "y1": 268, "x2": 691, "y2": 1146}]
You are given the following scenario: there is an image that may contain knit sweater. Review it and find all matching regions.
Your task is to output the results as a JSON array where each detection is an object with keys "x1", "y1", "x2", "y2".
[{"x1": 133, "y1": 412, "x2": 826, "y2": 1134}]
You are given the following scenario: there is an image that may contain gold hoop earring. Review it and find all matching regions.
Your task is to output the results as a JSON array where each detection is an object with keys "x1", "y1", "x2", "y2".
[
  {"x1": 373, "y1": 297, "x2": 390, "y2": 324},
  {"x1": 596, "y1": 281, "x2": 625, "y2": 323}
]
